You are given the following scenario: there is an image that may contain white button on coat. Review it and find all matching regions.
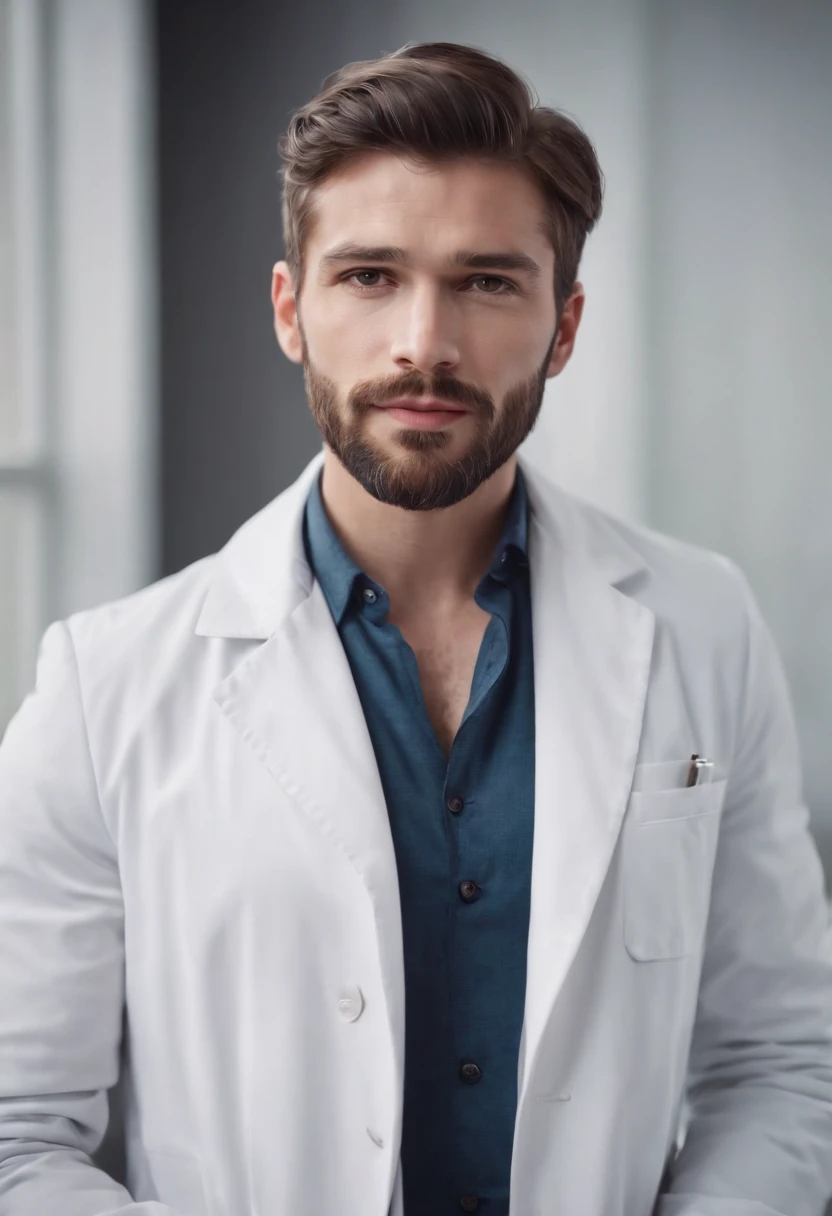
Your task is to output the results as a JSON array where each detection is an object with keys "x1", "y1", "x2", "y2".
[{"x1": 337, "y1": 986, "x2": 365, "y2": 1022}]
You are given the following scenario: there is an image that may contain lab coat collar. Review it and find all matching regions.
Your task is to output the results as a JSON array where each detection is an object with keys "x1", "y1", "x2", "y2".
[{"x1": 195, "y1": 445, "x2": 648, "y2": 640}]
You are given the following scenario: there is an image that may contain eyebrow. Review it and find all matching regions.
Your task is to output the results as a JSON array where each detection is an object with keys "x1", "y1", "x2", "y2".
[{"x1": 318, "y1": 242, "x2": 542, "y2": 284}]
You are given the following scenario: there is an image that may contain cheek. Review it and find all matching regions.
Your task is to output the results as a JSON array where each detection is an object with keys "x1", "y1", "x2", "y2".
[
  {"x1": 304, "y1": 308, "x2": 385, "y2": 370},
  {"x1": 475, "y1": 328, "x2": 546, "y2": 386},
  {"x1": 464, "y1": 308, "x2": 543, "y2": 355}
]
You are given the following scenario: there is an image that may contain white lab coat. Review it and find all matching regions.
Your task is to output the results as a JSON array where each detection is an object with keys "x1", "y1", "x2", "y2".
[{"x1": 1, "y1": 446, "x2": 831, "y2": 1216}]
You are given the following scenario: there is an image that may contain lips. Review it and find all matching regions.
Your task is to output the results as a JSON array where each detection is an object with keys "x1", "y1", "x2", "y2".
[
  {"x1": 374, "y1": 404, "x2": 469, "y2": 429},
  {"x1": 377, "y1": 398, "x2": 469, "y2": 414}
]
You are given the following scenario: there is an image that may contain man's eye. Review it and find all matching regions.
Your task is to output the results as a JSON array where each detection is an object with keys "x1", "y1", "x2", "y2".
[
  {"x1": 470, "y1": 276, "x2": 514, "y2": 294},
  {"x1": 345, "y1": 270, "x2": 385, "y2": 289}
]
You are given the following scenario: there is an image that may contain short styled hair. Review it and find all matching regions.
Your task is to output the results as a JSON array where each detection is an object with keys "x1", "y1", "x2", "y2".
[{"x1": 277, "y1": 41, "x2": 604, "y2": 316}]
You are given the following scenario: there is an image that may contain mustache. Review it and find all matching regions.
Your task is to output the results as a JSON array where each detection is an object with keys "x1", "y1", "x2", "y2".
[{"x1": 348, "y1": 371, "x2": 492, "y2": 414}]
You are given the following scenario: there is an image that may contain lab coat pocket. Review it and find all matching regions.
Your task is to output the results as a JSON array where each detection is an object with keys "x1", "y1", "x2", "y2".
[
  {"x1": 623, "y1": 779, "x2": 727, "y2": 960},
  {"x1": 145, "y1": 1148, "x2": 207, "y2": 1216},
  {"x1": 630, "y1": 757, "x2": 721, "y2": 796}
]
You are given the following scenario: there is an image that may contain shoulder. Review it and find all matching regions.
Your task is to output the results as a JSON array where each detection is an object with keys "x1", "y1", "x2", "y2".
[
  {"x1": 63, "y1": 552, "x2": 220, "y2": 666},
  {"x1": 532, "y1": 469, "x2": 757, "y2": 659}
]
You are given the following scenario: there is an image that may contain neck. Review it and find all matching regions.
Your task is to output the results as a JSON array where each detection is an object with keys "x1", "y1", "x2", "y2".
[{"x1": 319, "y1": 451, "x2": 518, "y2": 618}]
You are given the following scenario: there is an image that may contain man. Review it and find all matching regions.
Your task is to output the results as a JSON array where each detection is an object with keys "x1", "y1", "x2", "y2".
[{"x1": 0, "y1": 39, "x2": 830, "y2": 1216}]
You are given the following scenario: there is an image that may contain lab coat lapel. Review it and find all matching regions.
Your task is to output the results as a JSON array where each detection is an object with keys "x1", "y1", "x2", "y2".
[
  {"x1": 517, "y1": 461, "x2": 654, "y2": 1107},
  {"x1": 196, "y1": 447, "x2": 405, "y2": 1097}
]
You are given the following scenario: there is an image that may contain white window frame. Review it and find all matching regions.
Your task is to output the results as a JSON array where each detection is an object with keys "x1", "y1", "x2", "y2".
[
  {"x1": 1, "y1": 0, "x2": 52, "y2": 726},
  {"x1": 1, "y1": 0, "x2": 158, "y2": 730}
]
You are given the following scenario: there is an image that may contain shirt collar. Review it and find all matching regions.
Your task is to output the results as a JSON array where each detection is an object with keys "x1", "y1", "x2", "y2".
[{"x1": 303, "y1": 462, "x2": 530, "y2": 628}]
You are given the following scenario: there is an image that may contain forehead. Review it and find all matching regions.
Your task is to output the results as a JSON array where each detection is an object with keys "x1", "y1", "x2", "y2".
[{"x1": 304, "y1": 153, "x2": 552, "y2": 263}]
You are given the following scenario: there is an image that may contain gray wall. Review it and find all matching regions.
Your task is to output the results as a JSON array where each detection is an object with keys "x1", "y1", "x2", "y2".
[
  {"x1": 158, "y1": 0, "x2": 363, "y2": 573},
  {"x1": 645, "y1": 0, "x2": 832, "y2": 879}
]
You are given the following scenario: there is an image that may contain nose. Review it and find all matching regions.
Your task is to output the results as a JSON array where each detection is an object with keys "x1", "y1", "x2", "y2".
[{"x1": 389, "y1": 284, "x2": 460, "y2": 374}]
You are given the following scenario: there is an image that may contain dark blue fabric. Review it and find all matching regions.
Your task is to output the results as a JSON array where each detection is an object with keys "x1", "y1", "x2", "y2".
[{"x1": 302, "y1": 462, "x2": 535, "y2": 1216}]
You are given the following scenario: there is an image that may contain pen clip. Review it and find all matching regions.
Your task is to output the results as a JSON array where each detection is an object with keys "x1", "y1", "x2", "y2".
[{"x1": 686, "y1": 754, "x2": 714, "y2": 787}]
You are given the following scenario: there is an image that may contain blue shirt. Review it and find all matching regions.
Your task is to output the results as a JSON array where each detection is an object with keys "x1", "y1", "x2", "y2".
[{"x1": 302, "y1": 463, "x2": 536, "y2": 1216}]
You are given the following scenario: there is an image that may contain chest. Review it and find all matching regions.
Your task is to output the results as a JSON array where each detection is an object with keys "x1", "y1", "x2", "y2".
[{"x1": 397, "y1": 606, "x2": 492, "y2": 757}]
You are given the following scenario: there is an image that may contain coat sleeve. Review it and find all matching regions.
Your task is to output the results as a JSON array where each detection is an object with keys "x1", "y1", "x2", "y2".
[
  {"x1": 656, "y1": 563, "x2": 832, "y2": 1216},
  {"x1": 0, "y1": 620, "x2": 182, "y2": 1214}
]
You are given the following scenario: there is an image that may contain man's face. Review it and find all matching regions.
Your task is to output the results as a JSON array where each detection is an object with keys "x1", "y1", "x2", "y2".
[{"x1": 272, "y1": 153, "x2": 583, "y2": 511}]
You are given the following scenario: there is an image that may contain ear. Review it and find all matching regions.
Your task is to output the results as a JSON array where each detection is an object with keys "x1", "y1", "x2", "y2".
[
  {"x1": 271, "y1": 261, "x2": 303, "y2": 364},
  {"x1": 546, "y1": 283, "x2": 586, "y2": 378}
]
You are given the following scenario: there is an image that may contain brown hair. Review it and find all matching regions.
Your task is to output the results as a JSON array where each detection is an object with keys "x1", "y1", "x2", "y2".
[{"x1": 277, "y1": 41, "x2": 604, "y2": 316}]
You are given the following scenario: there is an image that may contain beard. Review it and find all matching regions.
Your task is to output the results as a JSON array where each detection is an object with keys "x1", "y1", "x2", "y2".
[{"x1": 298, "y1": 323, "x2": 558, "y2": 513}]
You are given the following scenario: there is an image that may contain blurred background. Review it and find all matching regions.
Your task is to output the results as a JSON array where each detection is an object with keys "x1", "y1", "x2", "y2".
[
  {"x1": 1, "y1": 0, "x2": 831, "y2": 866},
  {"x1": 1, "y1": 0, "x2": 831, "y2": 1204}
]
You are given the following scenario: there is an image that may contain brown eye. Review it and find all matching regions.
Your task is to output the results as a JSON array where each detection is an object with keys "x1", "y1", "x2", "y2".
[
  {"x1": 471, "y1": 276, "x2": 513, "y2": 294},
  {"x1": 354, "y1": 270, "x2": 382, "y2": 286},
  {"x1": 344, "y1": 270, "x2": 387, "y2": 291}
]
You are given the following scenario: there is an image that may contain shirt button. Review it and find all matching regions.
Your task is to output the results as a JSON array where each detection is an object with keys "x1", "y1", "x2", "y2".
[
  {"x1": 447, "y1": 795, "x2": 464, "y2": 814},
  {"x1": 458, "y1": 880, "x2": 480, "y2": 902},
  {"x1": 459, "y1": 1196, "x2": 479, "y2": 1212},
  {"x1": 459, "y1": 1060, "x2": 482, "y2": 1083},
  {"x1": 337, "y1": 986, "x2": 365, "y2": 1022},
  {"x1": 362, "y1": 588, "x2": 377, "y2": 604}
]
